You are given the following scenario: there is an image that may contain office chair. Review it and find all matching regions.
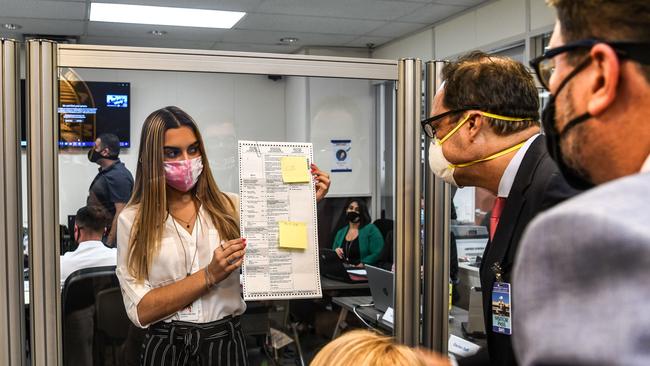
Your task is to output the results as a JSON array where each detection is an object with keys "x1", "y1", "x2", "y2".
[
  {"x1": 95, "y1": 287, "x2": 130, "y2": 366},
  {"x1": 61, "y1": 266, "x2": 118, "y2": 366}
]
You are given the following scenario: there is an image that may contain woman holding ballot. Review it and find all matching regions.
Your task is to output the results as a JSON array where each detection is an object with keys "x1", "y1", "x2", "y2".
[
  {"x1": 332, "y1": 198, "x2": 384, "y2": 267},
  {"x1": 116, "y1": 106, "x2": 330, "y2": 365}
]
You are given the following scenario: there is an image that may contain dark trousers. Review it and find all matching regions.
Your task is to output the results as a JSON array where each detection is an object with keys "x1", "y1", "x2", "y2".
[{"x1": 140, "y1": 316, "x2": 248, "y2": 366}]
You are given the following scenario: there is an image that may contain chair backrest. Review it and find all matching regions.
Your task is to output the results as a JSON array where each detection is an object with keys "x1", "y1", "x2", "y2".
[
  {"x1": 61, "y1": 266, "x2": 119, "y2": 366},
  {"x1": 62, "y1": 266, "x2": 118, "y2": 317},
  {"x1": 372, "y1": 218, "x2": 394, "y2": 241},
  {"x1": 376, "y1": 230, "x2": 394, "y2": 271},
  {"x1": 95, "y1": 287, "x2": 130, "y2": 341}
]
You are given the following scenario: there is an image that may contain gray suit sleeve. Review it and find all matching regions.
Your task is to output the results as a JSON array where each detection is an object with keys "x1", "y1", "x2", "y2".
[{"x1": 513, "y1": 205, "x2": 650, "y2": 366}]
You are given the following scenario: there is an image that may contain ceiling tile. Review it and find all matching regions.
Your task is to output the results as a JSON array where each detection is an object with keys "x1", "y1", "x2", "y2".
[
  {"x1": 0, "y1": 17, "x2": 85, "y2": 36},
  {"x1": 255, "y1": 0, "x2": 422, "y2": 21},
  {"x1": 366, "y1": 22, "x2": 427, "y2": 38},
  {"x1": 345, "y1": 35, "x2": 394, "y2": 48},
  {"x1": 236, "y1": 13, "x2": 385, "y2": 35},
  {"x1": 220, "y1": 29, "x2": 356, "y2": 47},
  {"x1": 0, "y1": 0, "x2": 87, "y2": 20},
  {"x1": 81, "y1": 36, "x2": 216, "y2": 50},
  {"x1": 86, "y1": 22, "x2": 227, "y2": 42},
  {"x1": 397, "y1": 3, "x2": 465, "y2": 24},
  {"x1": 432, "y1": 0, "x2": 487, "y2": 6},
  {"x1": 212, "y1": 42, "x2": 300, "y2": 54}
]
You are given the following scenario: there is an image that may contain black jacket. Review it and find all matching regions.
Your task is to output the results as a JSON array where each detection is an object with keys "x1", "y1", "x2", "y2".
[{"x1": 460, "y1": 135, "x2": 581, "y2": 366}]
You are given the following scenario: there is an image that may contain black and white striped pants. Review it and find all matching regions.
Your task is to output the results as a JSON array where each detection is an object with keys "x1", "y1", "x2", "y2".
[{"x1": 140, "y1": 316, "x2": 248, "y2": 366}]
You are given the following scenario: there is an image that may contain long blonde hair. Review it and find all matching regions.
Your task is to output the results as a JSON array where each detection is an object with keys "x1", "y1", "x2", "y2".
[
  {"x1": 310, "y1": 330, "x2": 427, "y2": 366},
  {"x1": 126, "y1": 106, "x2": 240, "y2": 282}
]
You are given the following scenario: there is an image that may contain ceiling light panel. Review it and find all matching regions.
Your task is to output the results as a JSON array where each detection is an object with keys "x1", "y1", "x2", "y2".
[{"x1": 90, "y1": 3, "x2": 246, "y2": 29}]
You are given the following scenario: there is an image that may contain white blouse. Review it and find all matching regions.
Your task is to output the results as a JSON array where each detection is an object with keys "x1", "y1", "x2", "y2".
[{"x1": 116, "y1": 193, "x2": 246, "y2": 328}]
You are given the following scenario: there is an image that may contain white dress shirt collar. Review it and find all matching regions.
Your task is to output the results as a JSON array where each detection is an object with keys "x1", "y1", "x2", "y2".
[
  {"x1": 497, "y1": 134, "x2": 540, "y2": 198},
  {"x1": 72, "y1": 240, "x2": 107, "y2": 253},
  {"x1": 641, "y1": 153, "x2": 650, "y2": 173}
]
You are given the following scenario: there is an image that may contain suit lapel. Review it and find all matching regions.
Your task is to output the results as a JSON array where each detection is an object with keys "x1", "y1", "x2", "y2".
[{"x1": 482, "y1": 136, "x2": 546, "y2": 280}]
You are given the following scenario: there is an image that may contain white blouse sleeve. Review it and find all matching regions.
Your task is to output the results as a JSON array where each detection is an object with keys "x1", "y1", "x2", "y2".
[{"x1": 115, "y1": 207, "x2": 153, "y2": 328}]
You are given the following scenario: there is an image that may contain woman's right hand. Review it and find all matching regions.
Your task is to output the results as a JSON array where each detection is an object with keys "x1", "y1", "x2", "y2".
[
  {"x1": 207, "y1": 238, "x2": 246, "y2": 286},
  {"x1": 335, "y1": 247, "x2": 344, "y2": 259}
]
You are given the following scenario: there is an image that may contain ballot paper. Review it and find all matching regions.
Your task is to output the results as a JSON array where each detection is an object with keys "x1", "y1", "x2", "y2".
[{"x1": 239, "y1": 141, "x2": 322, "y2": 300}]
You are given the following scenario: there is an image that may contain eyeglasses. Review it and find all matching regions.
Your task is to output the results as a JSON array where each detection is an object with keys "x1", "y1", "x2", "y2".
[
  {"x1": 420, "y1": 106, "x2": 481, "y2": 138},
  {"x1": 530, "y1": 39, "x2": 650, "y2": 91}
]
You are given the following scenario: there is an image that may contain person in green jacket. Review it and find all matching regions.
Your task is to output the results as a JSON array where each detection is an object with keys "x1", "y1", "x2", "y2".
[{"x1": 332, "y1": 199, "x2": 384, "y2": 267}]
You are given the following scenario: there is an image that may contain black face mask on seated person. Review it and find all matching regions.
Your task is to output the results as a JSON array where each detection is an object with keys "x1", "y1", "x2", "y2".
[
  {"x1": 346, "y1": 211, "x2": 361, "y2": 223},
  {"x1": 542, "y1": 57, "x2": 595, "y2": 190}
]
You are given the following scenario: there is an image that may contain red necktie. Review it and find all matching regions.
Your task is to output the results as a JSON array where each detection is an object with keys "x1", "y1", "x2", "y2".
[{"x1": 489, "y1": 197, "x2": 507, "y2": 241}]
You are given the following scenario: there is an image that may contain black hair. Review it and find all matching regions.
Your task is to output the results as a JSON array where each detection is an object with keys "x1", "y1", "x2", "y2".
[
  {"x1": 98, "y1": 133, "x2": 121, "y2": 157},
  {"x1": 75, "y1": 205, "x2": 110, "y2": 234},
  {"x1": 341, "y1": 198, "x2": 372, "y2": 229}
]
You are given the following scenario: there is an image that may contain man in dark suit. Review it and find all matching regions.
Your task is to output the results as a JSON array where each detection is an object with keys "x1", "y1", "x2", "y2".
[{"x1": 422, "y1": 51, "x2": 580, "y2": 365}]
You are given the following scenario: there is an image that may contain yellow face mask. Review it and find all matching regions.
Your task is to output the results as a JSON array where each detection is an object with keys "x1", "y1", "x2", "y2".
[{"x1": 434, "y1": 111, "x2": 532, "y2": 169}]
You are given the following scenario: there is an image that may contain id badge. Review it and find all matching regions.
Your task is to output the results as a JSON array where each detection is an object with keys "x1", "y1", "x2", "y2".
[
  {"x1": 178, "y1": 299, "x2": 202, "y2": 322},
  {"x1": 491, "y1": 282, "x2": 512, "y2": 335}
]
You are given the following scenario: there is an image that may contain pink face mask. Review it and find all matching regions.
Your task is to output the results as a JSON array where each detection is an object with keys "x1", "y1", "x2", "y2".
[{"x1": 163, "y1": 156, "x2": 204, "y2": 192}]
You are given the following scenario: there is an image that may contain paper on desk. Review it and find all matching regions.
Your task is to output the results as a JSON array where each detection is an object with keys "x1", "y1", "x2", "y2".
[
  {"x1": 346, "y1": 269, "x2": 367, "y2": 276},
  {"x1": 448, "y1": 334, "x2": 480, "y2": 357},
  {"x1": 270, "y1": 328, "x2": 294, "y2": 349},
  {"x1": 280, "y1": 156, "x2": 311, "y2": 183},
  {"x1": 279, "y1": 221, "x2": 307, "y2": 249},
  {"x1": 382, "y1": 306, "x2": 394, "y2": 324}
]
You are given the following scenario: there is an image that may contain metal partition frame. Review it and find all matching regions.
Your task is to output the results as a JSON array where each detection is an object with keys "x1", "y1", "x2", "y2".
[
  {"x1": 394, "y1": 58, "x2": 422, "y2": 346},
  {"x1": 423, "y1": 61, "x2": 451, "y2": 352},
  {"x1": 25, "y1": 43, "x2": 402, "y2": 361},
  {"x1": 0, "y1": 38, "x2": 26, "y2": 366},
  {"x1": 26, "y1": 39, "x2": 61, "y2": 366},
  {"x1": 57, "y1": 44, "x2": 396, "y2": 80}
]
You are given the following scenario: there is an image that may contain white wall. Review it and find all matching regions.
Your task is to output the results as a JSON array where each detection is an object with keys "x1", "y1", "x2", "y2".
[
  {"x1": 309, "y1": 78, "x2": 375, "y2": 197},
  {"x1": 372, "y1": 29, "x2": 434, "y2": 61},
  {"x1": 23, "y1": 69, "x2": 288, "y2": 224},
  {"x1": 20, "y1": 69, "x2": 380, "y2": 225},
  {"x1": 372, "y1": 0, "x2": 555, "y2": 61}
]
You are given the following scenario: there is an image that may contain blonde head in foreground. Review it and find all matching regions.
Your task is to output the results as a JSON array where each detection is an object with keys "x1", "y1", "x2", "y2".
[{"x1": 311, "y1": 330, "x2": 447, "y2": 366}]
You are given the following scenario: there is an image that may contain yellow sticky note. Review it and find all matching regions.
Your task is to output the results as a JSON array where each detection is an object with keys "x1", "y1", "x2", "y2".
[
  {"x1": 280, "y1": 156, "x2": 310, "y2": 183},
  {"x1": 278, "y1": 221, "x2": 308, "y2": 249}
]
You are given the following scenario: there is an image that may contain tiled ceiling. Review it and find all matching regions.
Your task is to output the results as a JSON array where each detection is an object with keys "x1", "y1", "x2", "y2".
[{"x1": 0, "y1": 0, "x2": 487, "y2": 53}]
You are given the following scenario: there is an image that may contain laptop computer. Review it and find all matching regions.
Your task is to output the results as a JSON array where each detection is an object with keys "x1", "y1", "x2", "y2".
[
  {"x1": 366, "y1": 265, "x2": 394, "y2": 312},
  {"x1": 319, "y1": 248, "x2": 367, "y2": 283}
]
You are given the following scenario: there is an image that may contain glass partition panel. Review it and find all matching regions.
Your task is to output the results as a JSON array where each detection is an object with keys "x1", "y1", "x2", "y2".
[{"x1": 55, "y1": 66, "x2": 396, "y2": 364}]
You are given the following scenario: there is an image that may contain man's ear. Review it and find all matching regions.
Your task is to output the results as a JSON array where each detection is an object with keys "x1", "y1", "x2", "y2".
[
  {"x1": 100, "y1": 147, "x2": 111, "y2": 157},
  {"x1": 587, "y1": 43, "x2": 620, "y2": 117},
  {"x1": 466, "y1": 113, "x2": 486, "y2": 142}
]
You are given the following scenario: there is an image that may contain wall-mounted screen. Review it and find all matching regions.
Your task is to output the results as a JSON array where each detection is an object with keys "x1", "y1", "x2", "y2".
[{"x1": 21, "y1": 80, "x2": 131, "y2": 148}]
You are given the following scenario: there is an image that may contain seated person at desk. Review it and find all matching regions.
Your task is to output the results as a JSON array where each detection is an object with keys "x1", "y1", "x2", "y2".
[
  {"x1": 332, "y1": 199, "x2": 384, "y2": 267},
  {"x1": 311, "y1": 329, "x2": 450, "y2": 366},
  {"x1": 60, "y1": 205, "x2": 116, "y2": 288}
]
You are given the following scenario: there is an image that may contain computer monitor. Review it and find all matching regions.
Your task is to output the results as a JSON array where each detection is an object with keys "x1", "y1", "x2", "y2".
[{"x1": 20, "y1": 80, "x2": 131, "y2": 148}]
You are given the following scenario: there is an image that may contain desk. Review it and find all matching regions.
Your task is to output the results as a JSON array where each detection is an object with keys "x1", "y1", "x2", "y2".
[
  {"x1": 331, "y1": 295, "x2": 480, "y2": 346},
  {"x1": 320, "y1": 276, "x2": 369, "y2": 291},
  {"x1": 331, "y1": 296, "x2": 391, "y2": 337}
]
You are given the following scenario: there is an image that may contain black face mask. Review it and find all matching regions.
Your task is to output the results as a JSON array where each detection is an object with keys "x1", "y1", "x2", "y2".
[
  {"x1": 346, "y1": 211, "x2": 361, "y2": 223},
  {"x1": 541, "y1": 57, "x2": 596, "y2": 190},
  {"x1": 88, "y1": 148, "x2": 117, "y2": 163},
  {"x1": 88, "y1": 148, "x2": 103, "y2": 163}
]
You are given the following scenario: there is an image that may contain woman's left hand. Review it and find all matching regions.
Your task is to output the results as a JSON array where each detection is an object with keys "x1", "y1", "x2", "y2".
[{"x1": 311, "y1": 164, "x2": 330, "y2": 202}]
